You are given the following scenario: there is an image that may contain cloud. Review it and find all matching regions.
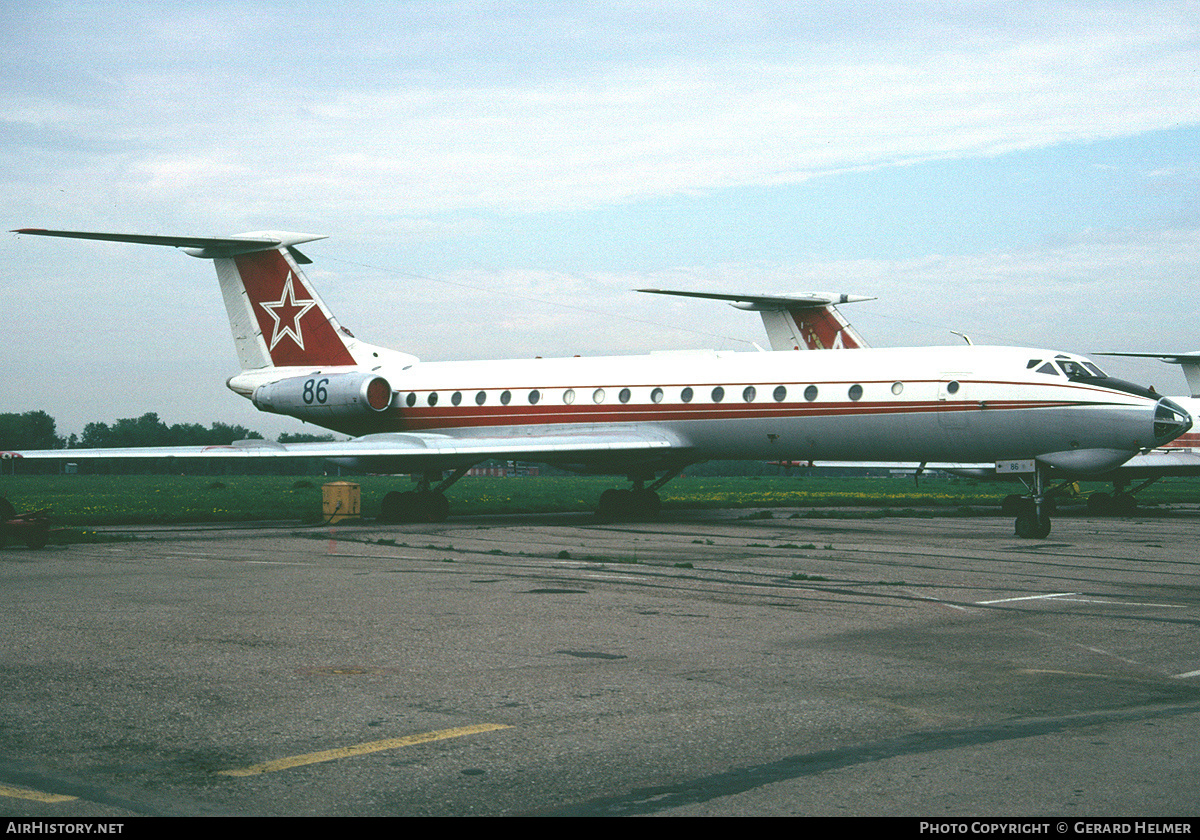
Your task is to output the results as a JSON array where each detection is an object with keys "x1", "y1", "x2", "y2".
[{"x1": 3, "y1": 2, "x2": 1198, "y2": 224}]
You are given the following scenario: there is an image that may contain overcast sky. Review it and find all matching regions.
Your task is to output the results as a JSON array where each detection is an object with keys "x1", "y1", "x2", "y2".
[{"x1": 2, "y1": 1, "x2": 1198, "y2": 438}]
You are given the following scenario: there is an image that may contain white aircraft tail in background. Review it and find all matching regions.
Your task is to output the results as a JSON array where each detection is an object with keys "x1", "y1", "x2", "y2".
[
  {"x1": 1098, "y1": 352, "x2": 1200, "y2": 399},
  {"x1": 638, "y1": 288, "x2": 871, "y2": 351}
]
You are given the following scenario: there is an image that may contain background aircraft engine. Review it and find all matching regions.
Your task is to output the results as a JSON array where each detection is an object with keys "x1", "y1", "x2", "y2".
[{"x1": 252, "y1": 372, "x2": 393, "y2": 420}]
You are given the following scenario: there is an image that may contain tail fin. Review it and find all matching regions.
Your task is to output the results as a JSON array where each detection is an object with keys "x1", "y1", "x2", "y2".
[
  {"x1": 212, "y1": 241, "x2": 357, "y2": 368},
  {"x1": 757, "y1": 301, "x2": 868, "y2": 351},
  {"x1": 637, "y1": 288, "x2": 871, "y2": 351},
  {"x1": 13, "y1": 228, "x2": 410, "y2": 370}
]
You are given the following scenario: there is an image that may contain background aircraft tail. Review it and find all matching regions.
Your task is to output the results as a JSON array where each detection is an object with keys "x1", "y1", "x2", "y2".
[
  {"x1": 14, "y1": 228, "x2": 411, "y2": 370},
  {"x1": 1098, "y1": 351, "x2": 1200, "y2": 398},
  {"x1": 637, "y1": 288, "x2": 871, "y2": 351}
]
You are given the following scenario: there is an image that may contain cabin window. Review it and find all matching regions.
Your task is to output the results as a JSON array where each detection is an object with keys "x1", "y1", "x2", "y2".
[
  {"x1": 773, "y1": 385, "x2": 787, "y2": 402},
  {"x1": 451, "y1": 391, "x2": 462, "y2": 406},
  {"x1": 619, "y1": 388, "x2": 631, "y2": 403},
  {"x1": 681, "y1": 387, "x2": 694, "y2": 403},
  {"x1": 946, "y1": 381, "x2": 960, "y2": 394},
  {"x1": 475, "y1": 391, "x2": 486, "y2": 405},
  {"x1": 563, "y1": 389, "x2": 576, "y2": 405},
  {"x1": 406, "y1": 393, "x2": 416, "y2": 407},
  {"x1": 593, "y1": 388, "x2": 605, "y2": 403},
  {"x1": 528, "y1": 389, "x2": 541, "y2": 405},
  {"x1": 712, "y1": 386, "x2": 725, "y2": 403},
  {"x1": 848, "y1": 384, "x2": 863, "y2": 401},
  {"x1": 651, "y1": 387, "x2": 664, "y2": 403},
  {"x1": 427, "y1": 392, "x2": 439, "y2": 406},
  {"x1": 743, "y1": 386, "x2": 756, "y2": 402},
  {"x1": 804, "y1": 385, "x2": 818, "y2": 401},
  {"x1": 891, "y1": 382, "x2": 904, "y2": 395},
  {"x1": 500, "y1": 390, "x2": 512, "y2": 405}
]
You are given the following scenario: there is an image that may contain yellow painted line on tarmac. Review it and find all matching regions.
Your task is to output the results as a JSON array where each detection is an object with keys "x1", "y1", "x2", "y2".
[
  {"x1": 219, "y1": 723, "x2": 511, "y2": 777},
  {"x1": 0, "y1": 784, "x2": 77, "y2": 803}
]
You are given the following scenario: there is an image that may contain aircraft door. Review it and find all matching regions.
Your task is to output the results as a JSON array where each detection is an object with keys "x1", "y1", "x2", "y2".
[{"x1": 937, "y1": 375, "x2": 969, "y2": 429}]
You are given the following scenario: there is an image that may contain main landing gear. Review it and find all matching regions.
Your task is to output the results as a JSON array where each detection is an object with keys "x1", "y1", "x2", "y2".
[
  {"x1": 378, "y1": 467, "x2": 469, "y2": 524},
  {"x1": 595, "y1": 464, "x2": 687, "y2": 522},
  {"x1": 596, "y1": 487, "x2": 661, "y2": 521},
  {"x1": 1087, "y1": 477, "x2": 1159, "y2": 515}
]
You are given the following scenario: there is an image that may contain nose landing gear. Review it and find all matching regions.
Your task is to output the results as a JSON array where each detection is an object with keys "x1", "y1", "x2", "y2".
[
  {"x1": 1004, "y1": 460, "x2": 1072, "y2": 539},
  {"x1": 1014, "y1": 499, "x2": 1052, "y2": 539}
]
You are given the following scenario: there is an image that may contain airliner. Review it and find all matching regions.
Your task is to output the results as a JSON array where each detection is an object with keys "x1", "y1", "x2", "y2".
[
  {"x1": 5, "y1": 228, "x2": 1191, "y2": 537},
  {"x1": 660, "y1": 286, "x2": 1200, "y2": 518}
]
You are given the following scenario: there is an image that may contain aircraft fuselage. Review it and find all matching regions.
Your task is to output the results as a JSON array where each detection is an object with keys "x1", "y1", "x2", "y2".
[{"x1": 229, "y1": 344, "x2": 1183, "y2": 472}]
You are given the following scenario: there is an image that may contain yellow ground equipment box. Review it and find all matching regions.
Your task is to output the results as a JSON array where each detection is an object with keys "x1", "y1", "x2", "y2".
[{"x1": 322, "y1": 481, "x2": 360, "y2": 523}]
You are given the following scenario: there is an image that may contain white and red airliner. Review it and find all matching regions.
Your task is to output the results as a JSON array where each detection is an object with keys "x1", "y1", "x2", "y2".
[
  {"x1": 6, "y1": 228, "x2": 1192, "y2": 537},
  {"x1": 673, "y1": 286, "x2": 1200, "y2": 517}
]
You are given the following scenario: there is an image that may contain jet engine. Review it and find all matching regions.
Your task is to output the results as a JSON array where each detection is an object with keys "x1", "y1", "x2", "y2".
[{"x1": 252, "y1": 372, "x2": 393, "y2": 420}]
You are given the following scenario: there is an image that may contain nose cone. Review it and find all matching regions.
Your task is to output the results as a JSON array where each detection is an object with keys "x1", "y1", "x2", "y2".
[{"x1": 1154, "y1": 397, "x2": 1192, "y2": 446}]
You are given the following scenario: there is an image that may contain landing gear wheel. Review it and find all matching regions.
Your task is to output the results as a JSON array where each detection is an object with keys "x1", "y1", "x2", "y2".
[
  {"x1": 596, "y1": 488, "x2": 661, "y2": 521},
  {"x1": 1014, "y1": 505, "x2": 1051, "y2": 539},
  {"x1": 596, "y1": 489, "x2": 632, "y2": 521},
  {"x1": 1087, "y1": 492, "x2": 1112, "y2": 515},
  {"x1": 379, "y1": 491, "x2": 409, "y2": 523},
  {"x1": 379, "y1": 490, "x2": 450, "y2": 523},
  {"x1": 1112, "y1": 492, "x2": 1137, "y2": 514},
  {"x1": 419, "y1": 491, "x2": 450, "y2": 522},
  {"x1": 631, "y1": 488, "x2": 661, "y2": 517}
]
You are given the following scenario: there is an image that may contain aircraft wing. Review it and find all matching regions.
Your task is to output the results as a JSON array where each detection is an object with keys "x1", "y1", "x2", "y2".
[
  {"x1": 2, "y1": 427, "x2": 687, "y2": 473},
  {"x1": 799, "y1": 449, "x2": 1200, "y2": 481},
  {"x1": 1093, "y1": 448, "x2": 1200, "y2": 479}
]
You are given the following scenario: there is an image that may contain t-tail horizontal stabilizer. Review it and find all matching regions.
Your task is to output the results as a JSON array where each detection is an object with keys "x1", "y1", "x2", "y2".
[
  {"x1": 1097, "y1": 351, "x2": 1200, "y2": 398},
  {"x1": 12, "y1": 227, "x2": 415, "y2": 371},
  {"x1": 13, "y1": 228, "x2": 328, "y2": 263}
]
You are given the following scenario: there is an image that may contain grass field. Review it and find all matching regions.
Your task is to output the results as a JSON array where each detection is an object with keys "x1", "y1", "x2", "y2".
[{"x1": 4, "y1": 472, "x2": 1200, "y2": 528}]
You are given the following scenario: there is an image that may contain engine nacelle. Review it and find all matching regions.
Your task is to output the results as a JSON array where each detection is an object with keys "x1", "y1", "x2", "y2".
[{"x1": 253, "y1": 372, "x2": 393, "y2": 420}]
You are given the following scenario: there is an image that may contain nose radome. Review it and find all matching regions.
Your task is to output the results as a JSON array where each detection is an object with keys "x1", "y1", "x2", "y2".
[{"x1": 1154, "y1": 398, "x2": 1193, "y2": 445}]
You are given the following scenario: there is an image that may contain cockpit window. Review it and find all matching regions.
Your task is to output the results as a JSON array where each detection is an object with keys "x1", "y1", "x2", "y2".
[
  {"x1": 1057, "y1": 360, "x2": 1107, "y2": 380},
  {"x1": 1036, "y1": 363, "x2": 1058, "y2": 376},
  {"x1": 1027, "y1": 359, "x2": 1042, "y2": 369}
]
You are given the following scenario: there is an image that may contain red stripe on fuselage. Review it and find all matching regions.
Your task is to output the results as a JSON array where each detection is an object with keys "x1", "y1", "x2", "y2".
[
  {"x1": 381, "y1": 398, "x2": 1083, "y2": 433},
  {"x1": 369, "y1": 374, "x2": 1125, "y2": 433}
]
